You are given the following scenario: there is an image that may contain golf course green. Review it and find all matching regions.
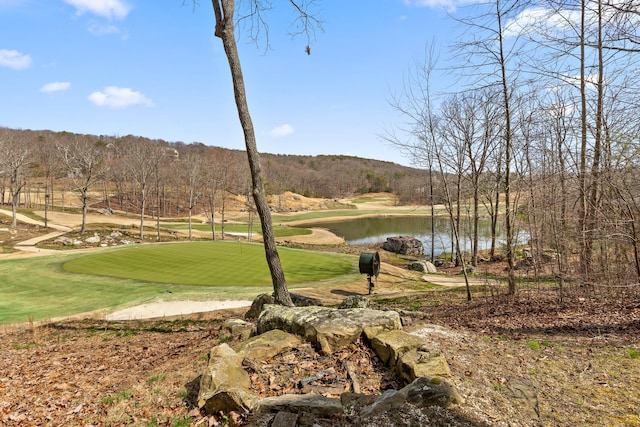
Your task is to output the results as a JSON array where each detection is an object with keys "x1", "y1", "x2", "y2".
[
  {"x1": 62, "y1": 241, "x2": 354, "y2": 286},
  {"x1": 0, "y1": 241, "x2": 358, "y2": 324}
]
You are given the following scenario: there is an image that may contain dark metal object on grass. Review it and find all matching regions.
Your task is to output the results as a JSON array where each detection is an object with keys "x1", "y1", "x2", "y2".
[{"x1": 359, "y1": 252, "x2": 380, "y2": 295}]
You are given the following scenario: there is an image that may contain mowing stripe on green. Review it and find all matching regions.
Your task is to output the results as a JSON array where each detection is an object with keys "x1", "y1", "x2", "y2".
[{"x1": 62, "y1": 241, "x2": 354, "y2": 286}]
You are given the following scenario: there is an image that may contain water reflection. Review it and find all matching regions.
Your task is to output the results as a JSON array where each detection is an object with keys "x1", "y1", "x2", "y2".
[{"x1": 302, "y1": 216, "x2": 523, "y2": 257}]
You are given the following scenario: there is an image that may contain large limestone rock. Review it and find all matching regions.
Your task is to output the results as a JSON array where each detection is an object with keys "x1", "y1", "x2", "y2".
[
  {"x1": 257, "y1": 305, "x2": 402, "y2": 354},
  {"x1": 396, "y1": 346, "x2": 452, "y2": 382},
  {"x1": 360, "y1": 376, "x2": 464, "y2": 417},
  {"x1": 370, "y1": 330, "x2": 452, "y2": 382},
  {"x1": 197, "y1": 344, "x2": 259, "y2": 414},
  {"x1": 233, "y1": 329, "x2": 302, "y2": 362},
  {"x1": 244, "y1": 293, "x2": 275, "y2": 319},
  {"x1": 199, "y1": 388, "x2": 260, "y2": 415},
  {"x1": 337, "y1": 295, "x2": 370, "y2": 309},
  {"x1": 407, "y1": 260, "x2": 437, "y2": 273},
  {"x1": 370, "y1": 330, "x2": 426, "y2": 365},
  {"x1": 245, "y1": 292, "x2": 323, "y2": 319},
  {"x1": 254, "y1": 393, "x2": 344, "y2": 417},
  {"x1": 382, "y1": 236, "x2": 423, "y2": 256},
  {"x1": 223, "y1": 318, "x2": 254, "y2": 341}
]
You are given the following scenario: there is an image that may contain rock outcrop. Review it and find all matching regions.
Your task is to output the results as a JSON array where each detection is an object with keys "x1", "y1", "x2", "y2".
[
  {"x1": 244, "y1": 292, "x2": 323, "y2": 319},
  {"x1": 360, "y1": 376, "x2": 464, "y2": 417},
  {"x1": 407, "y1": 260, "x2": 437, "y2": 273},
  {"x1": 382, "y1": 236, "x2": 424, "y2": 256},
  {"x1": 197, "y1": 344, "x2": 258, "y2": 414},
  {"x1": 257, "y1": 305, "x2": 402, "y2": 354},
  {"x1": 197, "y1": 298, "x2": 463, "y2": 423}
]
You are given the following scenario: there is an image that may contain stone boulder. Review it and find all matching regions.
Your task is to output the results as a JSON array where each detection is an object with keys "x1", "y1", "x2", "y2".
[
  {"x1": 254, "y1": 393, "x2": 344, "y2": 417},
  {"x1": 407, "y1": 260, "x2": 437, "y2": 273},
  {"x1": 197, "y1": 344, "x2": 259, "y2": 414},
  {"x1": 396, "y1": 346, "x2": 452, "y2": 382},
  {"x1": 244, "y1": 292, "x2": 323, "y2": 319},
  {"x1": 382, "y1": 236, "x2": 423, "y2": 256},
  {"x1": 222, "y1": 318, "x2": 254, "y2": 341},
  {"x1": 233, "y1": 329, "x2": 301, "y2": 362},
  {"x1": 289, "y1": 292, "x2": 323, "y2": 307},
  {"x1": 244, "y1": 293, "x2": 275, "y2": 319},
  {"x1": 84, "y1": 235, "x2": 101, "y2": 244},
  {"x1": 257, "y1": 305, "x2": 402, "y2": 354},
  {"x1": 370, "y1": 330, "x2": 452, "y2": 383},
  {"x1": 338, "y1": 295, "x2": 369, "y2": 309},
  {"x1": 360, "y1": 376, "x2": 464, "y2": 417},
  {"x1": 54, "y1": 236, "x2": 82, "y2": 246},
  {"x1": 97, "y1": 208, "x2": 114, "y2": 215},
  {"x1": 370, "y1": 330, "x2": 426, "y2": 365}
]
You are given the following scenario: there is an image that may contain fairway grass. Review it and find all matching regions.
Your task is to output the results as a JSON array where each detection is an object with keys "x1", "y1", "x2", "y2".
[
  {"x1": 1, "y1": 242, "x2": 358, "y2": 324},
  {"x1": 63, "y1": 241, "x2": 354, "y2": 286},
  {"x1": 162, "y1": 222, "x2": 313, "y2": 238}
]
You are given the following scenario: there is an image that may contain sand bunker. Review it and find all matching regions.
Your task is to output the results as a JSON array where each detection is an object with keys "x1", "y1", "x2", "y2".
[{"x1": 106, "y1": 300, "x2": 252, "y2": 321}]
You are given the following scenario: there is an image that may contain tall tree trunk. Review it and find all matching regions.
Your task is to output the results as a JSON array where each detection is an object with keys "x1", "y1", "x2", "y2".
[
  {"x1": 586, "y1": 0, "x2": 604, "y2": 279},
  {"x1": 579, "y1": 0, "x2": 590, "y2": 277},
  {"x1": 212, "y1": 0, "x2": 293, "y2": 306},
  {"x1": 429, "y1": 167, "x2": 435, "y2": 263},
  {"x1": 80, "y1": 191, "x2": 88, "y2": 235},
  {"x1": 496, "y1": 1, "x2": 516, "y2": 294},
  {"x1": 491, "y1": 160, "x2": 502, "y2": 258},
  {"x1": 139, "y1": 185, "x2": 146, "y2": 240}
]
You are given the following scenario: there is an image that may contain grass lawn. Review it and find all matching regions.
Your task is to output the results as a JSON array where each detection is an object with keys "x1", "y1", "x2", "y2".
[
  {"x1": 63, "y1": 241, "x2": 354, "y2": 286},
  {"x1": 0, "y1": 242, "x2": 357, "y2": 325},
  {"x1": 162, "y1": 223, "x2": 313, "y2": 237}
]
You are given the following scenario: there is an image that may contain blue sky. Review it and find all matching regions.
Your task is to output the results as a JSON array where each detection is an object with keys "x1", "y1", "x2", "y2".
[{"x1": 0, "y1": 1, "x2": 464, "y2": 166}]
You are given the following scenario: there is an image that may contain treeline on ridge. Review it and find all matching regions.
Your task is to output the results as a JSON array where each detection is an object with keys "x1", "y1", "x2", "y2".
[{"x1": 0, "y1": 127, "x2": 427, "y2": 216}]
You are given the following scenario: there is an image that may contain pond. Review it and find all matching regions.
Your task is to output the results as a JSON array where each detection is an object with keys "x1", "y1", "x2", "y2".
[{"x1": 302, "y1": 215, "x2": 523, "y2": 257}]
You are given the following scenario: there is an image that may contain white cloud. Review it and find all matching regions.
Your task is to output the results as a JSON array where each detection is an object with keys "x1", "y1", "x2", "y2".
[
  {"x1": 269, "y1": 124, "x2": 295, "y2": 137},
  {"x1": 562, "y1": 73, "x2": 602, "y2": 89},
  {"x1": 403, "y1": 0, "x2": 478, "y2": 13},
  {"x1": 88, "y1": 86, "x2": 154, "y2": 108},
  {"x1": 504, "y1": 7, "x2": 581, "y2": 39},
  {"x1": 40, "y1": 81, "x2": 71, "y2": 93},
  {"x1": 0, "y1": 49, "x2": 32, "y2": 70},
  {"x1": 63, "y1": 0, "x2": 131, "y2": 20},
  {"x1": 88, "y1": 23, "x2": 121, "y2": 35}
]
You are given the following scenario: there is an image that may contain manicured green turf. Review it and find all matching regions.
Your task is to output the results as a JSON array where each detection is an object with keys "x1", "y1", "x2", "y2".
[
  {"x1": 162, "y1": 223, "x2": 313, "y2": 237},
  {"x1": 0, "y1": 242, "x2": 357, "y2": 324},
  {"x1": 350, "y1": 198, "x2": 387, "y2": 204},
  {"x1": 62, "y1": 241, "x2": 354, "y2": 286},
  {"x1": 0, "y1": 254, "x2": 211, "y2": 325}
]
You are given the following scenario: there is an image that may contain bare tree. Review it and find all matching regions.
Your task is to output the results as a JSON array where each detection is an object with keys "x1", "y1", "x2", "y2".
[
  {"x1": 0, "y1": 131, "x2": 31, "y2": 227},
  {"x1": 452, "y1": 0, "x2": 530, "y2": 294},
  {"x1": 124, "y1": 137, "x2": 166, "y2": 240},
  {"x1": 56, "y1": 136, "x2": 108, "y2": 235},
  {"x1": 180, "y1": 147, "x2": 204, "y2": 240},
  {"x1": 209, "y1": 0, "x2": 321, "y2": 306},
  {"x1": 384, "y1": 46, "x2": 474, "y2": 301}
]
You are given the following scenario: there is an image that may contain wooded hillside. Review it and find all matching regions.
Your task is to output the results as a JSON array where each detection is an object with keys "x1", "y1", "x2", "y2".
[{"x1": 0, "y1": 127, "x2": 426, "y2": 211}]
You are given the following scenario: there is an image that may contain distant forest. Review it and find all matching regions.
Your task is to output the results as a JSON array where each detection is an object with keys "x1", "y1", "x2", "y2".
[{"x1": 0, "y1": 127, "x2": 429, "y2": 215}]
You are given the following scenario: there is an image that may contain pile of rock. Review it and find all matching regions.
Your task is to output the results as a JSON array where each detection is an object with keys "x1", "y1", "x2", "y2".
[
  {"x1": 53, "y1": 231, "x2": 135, "y2": 248},
  {"x1": 196, "y1": 298, "x2": 463, "y2": 425}
]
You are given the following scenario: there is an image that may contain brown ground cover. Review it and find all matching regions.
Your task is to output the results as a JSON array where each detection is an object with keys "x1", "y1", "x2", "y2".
[
  {"x1": 2, "y1": 283, "x2": 639, "y2": 426},
  {"x1": 1, "y1": 196, "x2": 640, "y2": 426}
]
